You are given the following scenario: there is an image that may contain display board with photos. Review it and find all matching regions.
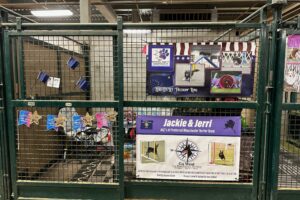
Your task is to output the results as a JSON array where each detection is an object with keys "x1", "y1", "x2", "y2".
[
  {"x1": 136, "y1": 115, "x2": 241, "y2": 181},
  {"x1": 146, "y1": 42, "x2": 256, "y2": 97},
  {"x1": 284, "y1": 35, "x2": 300, "y2": 92}
]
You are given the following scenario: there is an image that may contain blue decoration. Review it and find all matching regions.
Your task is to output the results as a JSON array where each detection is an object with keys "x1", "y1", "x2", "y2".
[
  {"x1": 37, "y1": 71, "x2": 50, "y2": 83},
  {"x1": 76, "y1": 77, "x2": 89, "y2": 91},
  {"x1": 72, "y1": 114, "x2": 83, "y2": 132},
  {"x1": 47, "y1": 115, "x2": 57, "y2": 131},
  {"x1": 67, "y1": 57, "x2": 80, "y2": 69},
  {"x1": 18, "y1": 110, "x2": 31, "y2": 127}
]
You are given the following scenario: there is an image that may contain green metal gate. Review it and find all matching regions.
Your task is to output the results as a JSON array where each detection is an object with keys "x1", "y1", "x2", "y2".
[
  {"x1": 0, "y1": 11, "x2": 284, "y2": 200},
  {"x1": 266, "y1": 13, "x2": 300, "y2": 200}
]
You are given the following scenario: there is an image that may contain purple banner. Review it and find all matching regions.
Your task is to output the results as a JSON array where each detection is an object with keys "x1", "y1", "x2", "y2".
[
  {"x1": 136, "y1": 116, "x2": 241, "y2": 136},
  {"x1": 287, "y1": 35, "x2": 300, "y2": 48}
]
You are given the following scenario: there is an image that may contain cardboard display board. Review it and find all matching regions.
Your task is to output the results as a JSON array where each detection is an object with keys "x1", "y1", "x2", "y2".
[
  {"x1": 146, "y1": 42, "x2": 256, "y2": 97},
  {"x1": 136, "y1": 116, "x2": 241, "y2": 181}
]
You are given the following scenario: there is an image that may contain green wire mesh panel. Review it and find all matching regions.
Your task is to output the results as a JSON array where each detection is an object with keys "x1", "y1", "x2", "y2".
[
  {"x1": 16, "y1": 107, "x2": 119, "y2": 183},
  {"x1": 123, "y1": 107, "x2": 256, "y2": 183},
  {"x1": 123, "y1": 28, "x2": 260, "y2": 102},
  {"x1": 14, "y1": 35, "x2": 115, "y2": 101},
  {"x1": 123, "y1": 27, "x2": 260, "y2": 184},
  {"x1": 278, "y1": 109, "x2": 300, "y2": 189},
  {"x1": 8, "y1": 34, "x2": 120, "y2": 184}
]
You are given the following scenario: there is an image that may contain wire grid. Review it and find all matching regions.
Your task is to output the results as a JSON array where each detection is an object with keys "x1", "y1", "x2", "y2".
[
  {"x1": 124, "y1": 107, "x2": 256, "y2": 183},
  {"x1": 278, "y1": 110, "x2": 300, "y2": 189},
  {"x1": 13, "y1": 35, "x2": 115, "y2": 101},
  {"x1": 123, "y1": 28, "x2": 260, "y2": 102},
  {"x1": 15, "y1": 107, "x2": 119, "y2": 183}
]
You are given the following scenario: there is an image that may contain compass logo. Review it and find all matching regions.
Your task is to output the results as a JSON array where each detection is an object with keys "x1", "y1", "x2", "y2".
[{"x1": 173, "y1": 138, "x2": 200, "y2": 164}]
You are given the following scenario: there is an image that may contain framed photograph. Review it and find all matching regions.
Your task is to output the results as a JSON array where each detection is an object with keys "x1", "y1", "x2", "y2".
[
  {"x1": 175, "y1": 63, "x2": 205, "y2": 87},
  {"x1": 210, "y1": 71, "x2": 242, "y2": 94},
  {"x1": 222, "y1": 51, "x2": 253, "y2": 74},
  {"x1": 148, "y1": 45, "x2": 174, "y2": 72},
  {"x1": 190, "y1": 45, "x2": 221, "y2": 69}
]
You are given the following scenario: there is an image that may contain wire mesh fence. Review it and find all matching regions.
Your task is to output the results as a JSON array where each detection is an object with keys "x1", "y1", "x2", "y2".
[
  {"x1": 123, "y1": 28, "x2": 260, "y2": 102},
  {"x1": 123, "y1": 107, "x2": 256, "y2": 183},
  {"x1": 6, "y1": 26, "x2": 262, "y2": 186},
  {"x1": 12, "y1": 35, "x2": 116, "y2": 101},
  {"x1": 16, "y1": 107, "x2": 119, "y2": 183},
  {"x1": 278, "y1": 109, "x2": 300, "y2": 189}
]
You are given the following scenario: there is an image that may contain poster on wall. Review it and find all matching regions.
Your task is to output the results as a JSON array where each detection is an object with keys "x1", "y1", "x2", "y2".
[
  {"x1": 136, "y1": 115, "x2": 241, "y2": 181},
  {"x1": 146, "y1": 42, "x2": 256, "y2": 97},
  {"x1": 284, "y1": 35, "x2": 300, "y2": 92}
]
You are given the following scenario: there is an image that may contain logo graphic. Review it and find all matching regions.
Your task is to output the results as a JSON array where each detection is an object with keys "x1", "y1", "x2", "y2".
[
  {"x1": 173, "y1": 138, "x2": 200, "y2": 163},
  {"x1": 140, "y1": 120, "x2": 153, "y2": 129}
]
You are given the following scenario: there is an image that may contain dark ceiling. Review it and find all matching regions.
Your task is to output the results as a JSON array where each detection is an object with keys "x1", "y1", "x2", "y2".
[{"x1": 0, "y1": 0, "x2": 299, "y2": 23}]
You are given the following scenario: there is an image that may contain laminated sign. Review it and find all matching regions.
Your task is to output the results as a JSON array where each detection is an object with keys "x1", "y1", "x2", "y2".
[
  {"x1": 136, "y1": 116, "x2": 241, "y2": 181},
  {"x1": 284, "y1": 35, "x2": 300, "y2": 92}
]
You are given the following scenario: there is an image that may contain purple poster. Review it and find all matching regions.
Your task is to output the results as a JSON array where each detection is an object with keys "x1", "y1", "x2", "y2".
[
  {"x1": 136, "y1": 116, "x2": 241, "y2": 181},
  {"x1": 284, "y1": 35, "x2": 300, "y2": 92},
  {"x1": 136, "y1": 116, "x2": 241, "y2": 136},
  {"x1": 146, "y1": 43, "x2": 255, "y2": 97}
]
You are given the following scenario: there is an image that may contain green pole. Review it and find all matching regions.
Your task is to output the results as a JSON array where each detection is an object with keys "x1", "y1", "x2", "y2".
[
  {"x1": 117, "y1": 16, "x2": 125, "y2": 200},
  {"x1": 267, "y1": 5, "x2": 284, "y2": 200},
  {"x1": 254, "y1": 7, "x2": 269, "y2": 200}
]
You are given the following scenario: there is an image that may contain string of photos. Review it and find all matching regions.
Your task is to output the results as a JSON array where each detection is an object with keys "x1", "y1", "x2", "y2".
[
  {"x1": 18, "y1": 108, "x2": 118, "y2": 146},
  {"x1": 36, "y1": 56, "x2": 89, "y2": 91}
]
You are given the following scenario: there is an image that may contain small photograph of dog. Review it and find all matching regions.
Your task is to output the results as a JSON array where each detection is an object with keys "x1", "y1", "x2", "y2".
[
  {"x1": 288, "y1": 48, "x2": 300, "y2": 62},
  {"x1": 175, "y1": 63, "x2": 205, "y2": 87},
  {"x1": 141, "y1": 140, "x2": 165, "y2": 163},
  {"x1": 209, "y1": 142, "x2": 235, "y2": 166},
  {"x1": 210, "y1": 71, "x2": 242, "y2": 94},
  {"x1": 222, "y1": 51, "x2": 252, "y2": 74}
]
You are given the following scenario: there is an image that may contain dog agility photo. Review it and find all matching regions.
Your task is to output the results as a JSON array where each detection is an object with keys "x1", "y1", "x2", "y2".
[
  {"x1": 141, "y1": 141, "x2": 165, "y2": 163},
  {"x1": 175, "y1": 63, "x2": 205, "y2": 86},
  {"x1": 209, "y1": 142, "x2": 235, "y2": 166},
  {"x1": 210, "y1": 71, "x2": 242, "y2": 94}
]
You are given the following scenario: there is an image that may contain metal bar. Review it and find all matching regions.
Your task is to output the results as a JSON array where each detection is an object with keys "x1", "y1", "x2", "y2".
[
  {"x1": 255, "y1": 7, "x2": 269, "y2": 200},
  {"x1": 268, "y1": 17, "x2": 285, "y2": 200},
  {"x1": 3, "y1": 30, "x2": 17, "y2": 199},
  {"x1": 282, "y1": 103, "x2": 300, "y2": 110},
  {"x1": 214, "y1": 4, "x2": 270, "y2": 42},
  {"x1": 0, "y1": 22, "x2": 261, "y2": 30},
  {"x1": 16, "y1": 181, "x2": 118, "y2": 188},
  {"x1": 123, "y1": 22, "x2": 261, "y2": 29},
  {"x1": 0, "y1": 6, "x2": 37, "y2": 23},
  {"x1": 124, "y1": 101, "x2": 259, "y2": 109},
  {"x1": 290, "y1": 93, "x2": 297, "y2": 103},
  {"x1": 11, "y1": 100, "x2": 119, "y2": 108},
  {"x1": 82, "y1": 44, "x2": 91, "y2": 101},
  {"x1": 56, "y1": 51, "x2": 62, "y2": 97},
  {"x1": 7, "y1": 31, "x2": 118, "y2": 36},
  {"x1": 1, "y1": 23, "x2": 118, "y2": 30},
  {"x1": 117, "y1": 16, "x2": 125, "y2": 200},
  {"x1": 17, "y1": 20, "x2": 25, "y2": 99}
]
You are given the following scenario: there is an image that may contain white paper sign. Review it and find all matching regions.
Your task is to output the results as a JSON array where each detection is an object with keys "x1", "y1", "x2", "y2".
[
  {"x1": 47, "y1": 77, "x2": 60, "y2": 88},
  {"x1": 136, "y1": 135, "x2": 240, "y2": 181}
]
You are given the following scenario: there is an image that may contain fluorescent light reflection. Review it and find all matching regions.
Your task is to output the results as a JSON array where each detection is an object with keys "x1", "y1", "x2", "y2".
[
  {"x1": 31, "y1": 10, "x2": 73, "y2": 17},
  {"x1": 124, "y1": 29, "x2": 151, "y2": 34}
]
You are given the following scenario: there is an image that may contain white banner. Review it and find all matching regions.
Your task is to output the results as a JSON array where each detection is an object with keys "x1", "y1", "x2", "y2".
[{"x1": 136, "y1": 134, "x2": 240, "y2": 181}]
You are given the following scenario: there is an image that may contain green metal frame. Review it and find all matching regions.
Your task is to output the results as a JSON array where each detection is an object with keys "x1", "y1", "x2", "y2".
[{"x1": 0, "y1": 15, "x2": 284, "y2": 200}]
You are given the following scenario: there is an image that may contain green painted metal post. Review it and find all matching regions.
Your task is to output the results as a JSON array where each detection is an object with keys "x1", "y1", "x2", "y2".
[
  {"x1": 254, "y1": 7, "x2": 269, "y2": 200},
  {"x1": 3, "y1": 30, "x2": 18, "y2": 199},
  {"x1": 267, "y1": 6, "x2": 285, "y2": 200},
  {"x1": 16, "y1": 18, "x2": 25, "y2": 99},
  {"x1": 117, "y1": 16, "x2": 125, "y2": 200}
]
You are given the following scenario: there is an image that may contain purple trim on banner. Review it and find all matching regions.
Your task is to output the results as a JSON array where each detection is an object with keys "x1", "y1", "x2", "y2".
[
  {"x1": 288, "y1": 35, "x2": 300, "y2": 48},
  {"x1": 136, "y1": 116, "x2": 241, "y2": 136}
]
